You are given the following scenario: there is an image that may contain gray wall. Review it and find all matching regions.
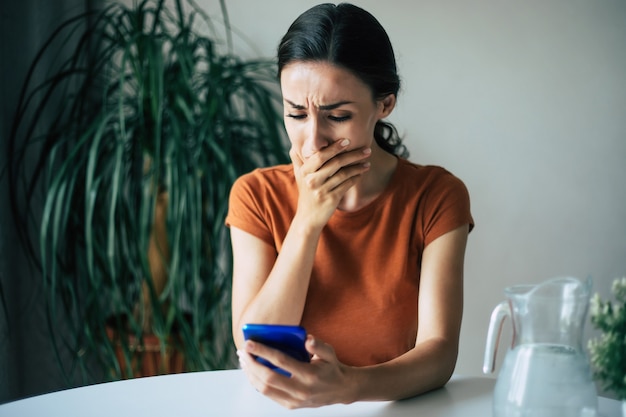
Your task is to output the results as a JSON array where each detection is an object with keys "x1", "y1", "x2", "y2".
[
  {"x1": 0, "y1": 0, "x2": 89, "y2": 403},
  {"x1": 2, "y1": 0, "x2": 625, "y2": 403},
  {"x1": 197, "y1": 0, "x2": 626, "y2": 378}
]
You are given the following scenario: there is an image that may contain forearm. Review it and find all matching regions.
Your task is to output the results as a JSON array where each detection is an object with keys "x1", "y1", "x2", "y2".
[
  {"x1": 233, "y1": 215, "x2": 322, "y2": 346},
  {"x1": 346, "y1": 337, "x2": 458, "y2": 402},
  {"x1": 340, "y1": 226, "x2": 468, "y2": 401}
]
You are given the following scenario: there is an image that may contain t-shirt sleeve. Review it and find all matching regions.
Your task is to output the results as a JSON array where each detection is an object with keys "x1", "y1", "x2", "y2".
[
  {"x1": 225, "y1": 172, "x2": 275, "y2": 246},
  {"x1": 422, "y1": 170, "x2": 474, "y2": 248}
]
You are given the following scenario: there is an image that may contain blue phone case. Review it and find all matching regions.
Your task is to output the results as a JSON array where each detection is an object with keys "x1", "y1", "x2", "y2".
[{"x1": 242, "y1": 324, "x2": 310, "y2": 376}]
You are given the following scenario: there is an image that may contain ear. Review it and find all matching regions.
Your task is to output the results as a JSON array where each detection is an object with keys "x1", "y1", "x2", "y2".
[{"x1": 377, "y1": 94, "x2": 396, "y2": 119}]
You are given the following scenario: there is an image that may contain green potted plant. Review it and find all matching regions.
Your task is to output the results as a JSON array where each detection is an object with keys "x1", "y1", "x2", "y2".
[
  {"x1": 588, "y1": 277, "x2": 626, "y2": 413},
  {"x1": 6, "y1": 0, "x2": 288, "y2": 383}
]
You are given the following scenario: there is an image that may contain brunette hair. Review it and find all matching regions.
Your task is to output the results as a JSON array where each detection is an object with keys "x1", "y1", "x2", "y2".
[{"x1": 277, "y1": 3, "x2": 409, "y2": 158}]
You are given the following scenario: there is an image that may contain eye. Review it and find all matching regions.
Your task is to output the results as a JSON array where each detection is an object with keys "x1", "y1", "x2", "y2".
[
  {"x1": 329, "y1": 115, "x2": 351, "y2": 123},
  {"x1": 286, "y1": 114, "x2": 307, "y2": 120}
]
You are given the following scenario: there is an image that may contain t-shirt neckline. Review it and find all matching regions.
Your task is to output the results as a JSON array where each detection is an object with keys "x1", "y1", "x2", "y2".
[{"x1": 331, "y1": 156, "x2": 404, "y2": 220}]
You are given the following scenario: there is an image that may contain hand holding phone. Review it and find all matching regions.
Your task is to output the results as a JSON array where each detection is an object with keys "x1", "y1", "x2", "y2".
[{"x1": 242, "y1": 324, "x2": 310, "y2": 376}]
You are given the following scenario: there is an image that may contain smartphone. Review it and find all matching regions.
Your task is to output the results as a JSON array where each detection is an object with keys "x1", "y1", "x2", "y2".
[{"x1": 241, "y1": 323, "x2": 310, "y2": 376}]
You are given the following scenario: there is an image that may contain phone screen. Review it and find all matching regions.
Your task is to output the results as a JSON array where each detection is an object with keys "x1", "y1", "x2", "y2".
[{"x1": 242, "y1": 324, "x2": 310, "y2": 376}]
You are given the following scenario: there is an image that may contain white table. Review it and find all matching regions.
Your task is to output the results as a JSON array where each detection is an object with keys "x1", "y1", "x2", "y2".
[{"x1": 0, "y1": 370, "x2": 622, "y2": 416}]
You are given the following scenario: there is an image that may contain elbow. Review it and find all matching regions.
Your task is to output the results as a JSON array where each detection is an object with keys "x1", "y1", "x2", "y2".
[
  {"x1": 427, "y1": 366, "x2": 455, "y2": 393},
  {"x1": 438, "y1": 346, "x2": 458, "y2": 388},
  {"x1": 435, "y1": 365, "x2": 455, "y2": 390},
  {"x1": 232, "y1": 322, "x2": 245, "y2": 350},
  {"x1": 426, "y1": 337, "x2": 459, "y2": 390}
]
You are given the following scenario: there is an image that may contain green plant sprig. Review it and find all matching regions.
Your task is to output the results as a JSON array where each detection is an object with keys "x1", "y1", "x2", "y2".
[
  {"x1": 7, "y1": 0, "x2": 289, "y2": 385},
  {"x1": 588, "y1": 277, "x2": 626, "y2": 400}
]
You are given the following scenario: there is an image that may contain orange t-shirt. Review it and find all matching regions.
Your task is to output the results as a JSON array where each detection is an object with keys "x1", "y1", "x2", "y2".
[{"x1": 225, "y1": 157, "x2": 473, "y2": 366}]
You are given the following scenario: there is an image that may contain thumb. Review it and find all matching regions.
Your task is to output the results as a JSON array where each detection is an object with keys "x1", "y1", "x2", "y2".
[
  {"x1": 289, "y1": 148, "x2": 303, "y2": 169},
  {"x1": 306, "y1": 335, "x2": 337, "y2": 362}
]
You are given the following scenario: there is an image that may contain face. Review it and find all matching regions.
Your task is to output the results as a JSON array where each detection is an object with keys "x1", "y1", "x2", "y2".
[{"x1": 280, "y1": 61, "x2": 394, "y2": 160}]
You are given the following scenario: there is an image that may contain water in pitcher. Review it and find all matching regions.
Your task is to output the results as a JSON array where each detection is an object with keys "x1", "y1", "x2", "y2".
[{"x1": 493, "y1": 343, "x2": 598, "y2": 417}]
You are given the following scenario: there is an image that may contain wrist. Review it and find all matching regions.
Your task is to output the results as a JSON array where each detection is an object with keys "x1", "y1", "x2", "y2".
[
  {"x1": 291, "y1": 212, "x2": 325, "y2": 239},
  {"x1": 341, "y1": 365, "x2": 363, "y2": 404}
]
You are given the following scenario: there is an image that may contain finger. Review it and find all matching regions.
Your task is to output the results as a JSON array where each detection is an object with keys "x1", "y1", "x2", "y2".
[
  {"x1": 322, "y1": 160, "x2": 371, "y2": 192},
  {"x1": 302, "y1": 149, "x2": 370, "y2": 191},
  {"x1": 305, "y1": 335, "x2": 337, "y2": 362},
  {"x1": 300, "y1": 138, "x2": 352, "y2": 174},
  {"x1": 244, "y1": 340, "x2": 305, "y2": 377},
  {"x1": 318, "y1": 147, "x2": 371, "y2": 179},
  {"x1": 316, "y1": 138, "x2": 351, "y2": 163},
  {"x1": 239, "y1": 347, "x2": 308, "y2": 409},
  {"x1": 289, "y1": 147, "x2": 302, "y2": 165},
  {"x1": 289, "y1": 148, "x2": 304, "y2": 171},
  {"x1": 238, "y1": 349, "x2": 287, "y2": 392}
]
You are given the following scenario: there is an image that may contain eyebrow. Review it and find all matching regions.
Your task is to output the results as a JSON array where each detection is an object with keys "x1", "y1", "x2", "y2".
[{"x1": 285, "y1": 99, "x2": 354, "y2": 111}]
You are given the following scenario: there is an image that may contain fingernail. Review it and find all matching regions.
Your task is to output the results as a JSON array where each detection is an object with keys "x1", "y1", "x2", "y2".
[
  {"x1": 363, "y1": 162, "x2": 371, "y2": 168},
  {"x1": 363, "y1": 148, "x2": 371, "y2": 155},
  {"x1": 340, "y1": 139, "x2": 350, "y2": 147}
]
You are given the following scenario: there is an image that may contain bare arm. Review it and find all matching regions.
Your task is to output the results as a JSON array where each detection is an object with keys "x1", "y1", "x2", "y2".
[
  {"x1": 231, "y1": 140, "x2": 371, "y2": 348},
  {"x1": 347, "y1": 224, "x2": 468, "y2": 400},
  {"x1": 238, "y1": 224, "x2": 469, "y2": 407},
  {"x1": 230, "y1": 223, "x2": 320, "y2": 348}
]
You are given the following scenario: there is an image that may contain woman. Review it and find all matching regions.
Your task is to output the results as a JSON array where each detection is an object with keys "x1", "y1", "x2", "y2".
[{"x1": 225, "y1": 3, "x2": 473, "y2": 409}]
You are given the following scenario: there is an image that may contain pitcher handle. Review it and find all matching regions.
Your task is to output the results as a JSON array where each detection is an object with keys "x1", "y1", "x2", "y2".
[{"x1": 483, "y1": 301, "x2": 510, "y2": 374}]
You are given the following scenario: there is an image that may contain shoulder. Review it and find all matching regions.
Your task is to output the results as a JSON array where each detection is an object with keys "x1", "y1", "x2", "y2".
[
  {"x1": 233, "y1": 164, "x2": 294, "y2": 188},
  {"x1": 393, "y1": 158, "x2": 474, "y2": 238},
  {"x1": 228, "y1": 164, "x2": 297, "y2": 215},
  {"x1": 395, "y1": 158, "x2": 469, "y2": 195},
  {"x1": 226, "y1": 164, "x2": 297, "y2": 235},
  {"x1": 230, "y1": 164, "x2": 295, "y2": 197}
]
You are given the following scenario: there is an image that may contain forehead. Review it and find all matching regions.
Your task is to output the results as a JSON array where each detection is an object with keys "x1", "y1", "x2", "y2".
[{"x1": 280, "y1": 61, "x2": 372, "y2": 105}]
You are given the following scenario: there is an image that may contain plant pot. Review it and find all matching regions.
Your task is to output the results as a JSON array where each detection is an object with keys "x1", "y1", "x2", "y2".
[{"x1": 105, "y1": 324, "x2": 185, "y2": 379}]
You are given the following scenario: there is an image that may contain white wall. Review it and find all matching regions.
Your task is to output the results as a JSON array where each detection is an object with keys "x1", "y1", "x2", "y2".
[{"x1": 200, "y1": 0, "x2": 626, "y2": 378}]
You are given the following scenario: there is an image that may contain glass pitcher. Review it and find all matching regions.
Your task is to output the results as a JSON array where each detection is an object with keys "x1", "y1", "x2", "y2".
[{"x1": 483, "y1": 277, "x2": 598, "y2": 417}]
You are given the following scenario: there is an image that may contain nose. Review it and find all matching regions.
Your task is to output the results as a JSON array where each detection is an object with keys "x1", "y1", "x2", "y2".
[{"x1": 307, "y1": 117, "x2": 332, "y2": 153}]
